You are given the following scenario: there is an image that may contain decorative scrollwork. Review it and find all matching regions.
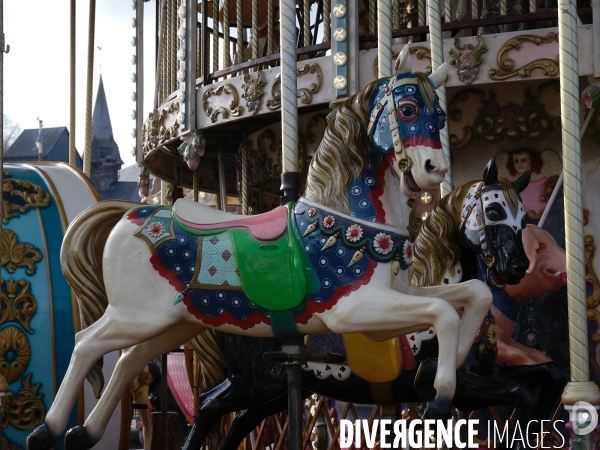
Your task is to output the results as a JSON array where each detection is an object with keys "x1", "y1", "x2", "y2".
[
  {"x1": 0, "y1": 279, "x2": 37, "y2": 333},
  {"x1": 448, "y1": 86, "x2": 554, "y2": 149},
  {"x1": 586, "y1": 235, "x2": 600, "y2": 309},
  {"x1": 305, "y1": 114, "x2": 328, "y2": 145},
  {"x1": 202, "y1": 83, "x2": 243, "y2": 123},
  {"x1": 142, "y1": 102, "x2": 181, "y2": 155},
  {"x1": 489, "y1": 33, "x2": 559, "y2": 81},
  {"x1": 1, "y1": 230, "x2": 42, "y2": 275},
  {"x1": 2, "y1": 374, "x2": 46, "y2": 430},
  {"x1": 1, "y1": 173, "x2": 51, "y2": 224},
  {"x1": 0, "y1": 326, "x2": 31, "y2": 384},
  {"x1": 450, "y1": 37, "x2": 488, "y2": 84},
  {"x1": 447, "y1": 89, "x2": 485, "y2": 150},
  {"x1": 267, "y1": 63, "x2": 323, "y2": 110}
]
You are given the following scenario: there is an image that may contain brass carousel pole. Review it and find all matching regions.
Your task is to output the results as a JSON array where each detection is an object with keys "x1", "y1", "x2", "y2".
[
  {"x1": 84, "y1": 0, "x2": 96, "y2": 178},
  {"x1": 557, "y1": 0, "x2": 600, "y2": 444}
]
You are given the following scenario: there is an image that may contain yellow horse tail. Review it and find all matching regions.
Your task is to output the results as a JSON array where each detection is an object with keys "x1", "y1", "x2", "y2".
[{"x1": 61, "y1": 200, "x2": 140, "y2": 399}]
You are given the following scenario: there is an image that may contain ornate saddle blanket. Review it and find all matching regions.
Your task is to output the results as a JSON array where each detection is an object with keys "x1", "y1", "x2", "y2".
[{"x1": 128, "y1": 201, "x2": 412, "y2": 336}]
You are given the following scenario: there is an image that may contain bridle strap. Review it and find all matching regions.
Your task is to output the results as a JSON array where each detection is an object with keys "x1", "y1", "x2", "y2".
[
  {"x1": 460, "y1": 182, "x2": 494, "y2": 268},
  {"x1": 366, "y1": 76, "x2": 418, "y2": 164}
]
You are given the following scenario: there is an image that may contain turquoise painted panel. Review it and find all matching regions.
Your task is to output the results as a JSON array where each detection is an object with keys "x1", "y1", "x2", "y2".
[{"x1": 1, "y1": 165, "x2": 78, "y2": 449}]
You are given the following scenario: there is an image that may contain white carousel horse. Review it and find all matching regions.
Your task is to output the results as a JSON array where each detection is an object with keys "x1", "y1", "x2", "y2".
[{"x1": 28, "y1": 46, "x2": 493, "y2": 450}]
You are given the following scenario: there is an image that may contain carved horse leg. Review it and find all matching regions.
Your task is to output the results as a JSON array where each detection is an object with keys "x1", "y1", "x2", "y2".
[
  {"x1": 64, "y1": 322, "x2": 205, "y2": 449},
  {"x1": 452, "y1": 370, "x2": 540, "y2": 450},
  {"x1": 218, "y1": 392, "x2": 311, "y2": 450},
  {"x1": 495, "y1": 362, "x2": 567, "y2": 420},
  {"x1": 391, "y1": 277, "x2": 494, "y2": 367},
  {"x1": 183, "y1": 377, "x2": 288, "y2": 450}
]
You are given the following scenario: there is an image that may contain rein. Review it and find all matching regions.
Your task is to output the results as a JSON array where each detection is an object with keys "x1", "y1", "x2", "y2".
[{"x1": 459, "y1": 182, "x2": 495, "y2": 269}]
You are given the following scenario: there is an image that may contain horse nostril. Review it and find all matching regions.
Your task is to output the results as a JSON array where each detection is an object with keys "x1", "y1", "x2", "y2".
[{"x1": 425, "y1": 160, "x2": 436, "y2": 173}]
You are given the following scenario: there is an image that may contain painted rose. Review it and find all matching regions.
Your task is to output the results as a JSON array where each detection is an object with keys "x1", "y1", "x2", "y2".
[
  {"x1": 323, "y1": 215, "x2": 335, "y2": 228},
  {"x1": 147, "y1": 221, "x2": 165, "y2": 238},
  {"x1": 402, "y1": 240, "x2": 414, "y2": 265},
  {"x1": 374, "y1": 232, "x2": 393, "y2": 255},
  {"x1": 346, "y1": 224, "x2": 364, "y2": 242},
  {"x1": 308, "y1": 207, "x2": 317, "y2": 217}
]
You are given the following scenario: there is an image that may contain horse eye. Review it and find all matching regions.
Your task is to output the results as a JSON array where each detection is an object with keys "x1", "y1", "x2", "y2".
[
  {"x1": 399, "y1": 104, "x2": 416, "y2": 119},
  {"x1": 439, "y1": 118, "x2": 446, "y2": 130}
]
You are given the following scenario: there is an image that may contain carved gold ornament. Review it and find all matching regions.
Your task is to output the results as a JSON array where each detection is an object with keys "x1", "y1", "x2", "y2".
[
  {"x1": 0, "y1": 326, "x2": 31, "y2": 384},
  {"x1": 489, "y1": 33, "x2": 559, "y2": 81},
  {"x1": 1, "y1": 230, "x2": 42, "y2": 275},
  {"x1": 202, "y1": 83, "x2": 243, "y2": 123},
  {"x1": 1, "y1": 173, "x2": 51, "y2": 224},
  {"x1": 1, "y1": 434, "x2": 23, "y2": 450},
  {"x1": 267, "y1": 63, "x2": 323, "y2": 110},
  {"x1": 1, "y1": 374, "x2": 46, "y2": 430},
  {"x1": 0, "y1": 279, "x2": 37, "y2": 332},
  {"x1": 373, "y1": 47, "x2": 432, "y2": 78},
  {"x1": 142, "y1": 102, "x2": 181, "y2": 156},
  {"x1": 586, "y1": 235, "x2": 600, "y2": 309}
]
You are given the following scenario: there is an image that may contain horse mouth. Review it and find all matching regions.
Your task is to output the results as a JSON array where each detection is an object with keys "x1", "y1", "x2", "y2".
[
  {"x1": 487, "y1": 268, "x2": 507, "y2": 290},
  {"x1": 403, "y1": 171, "x2": 423, "y2": 196}
]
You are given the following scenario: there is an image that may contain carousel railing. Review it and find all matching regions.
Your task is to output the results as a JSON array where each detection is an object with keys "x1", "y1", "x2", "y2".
[{"x1": 151, "y1": 0, "x2": 594, "y2": 106}]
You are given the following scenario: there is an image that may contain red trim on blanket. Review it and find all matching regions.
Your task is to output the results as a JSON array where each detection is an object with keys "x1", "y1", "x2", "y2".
[
  {"x1": 151, "y1": 251, "x2": 378, "y2": 331},
  {"x1": 367, "y1": 158, "x2": 389, "y2": 224},
  {"x1": 127, "y1": 208, "x2": 147, "y2": 226}
]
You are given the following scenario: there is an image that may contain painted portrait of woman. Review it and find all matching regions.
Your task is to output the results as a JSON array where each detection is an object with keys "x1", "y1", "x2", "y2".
[{"x1": 497, "y1": 148, "x2": 562, "y2": 221}]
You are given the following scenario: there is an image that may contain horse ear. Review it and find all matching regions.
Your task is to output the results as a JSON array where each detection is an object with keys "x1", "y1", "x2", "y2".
[
  {"x1": 483, "y1": 157, "x2": 499, "y2": 186},
  {"x1": 395, "y1": 45, "x2": 412, "y2": 74},
  {"x1": 428, "y1": 63, "x2": 449, "y2": 89},
  {"x1": 513, "y1": 170, "x2": 531, "y2": 194}
]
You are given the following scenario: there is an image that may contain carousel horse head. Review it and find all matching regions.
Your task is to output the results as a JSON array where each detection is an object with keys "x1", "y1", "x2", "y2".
[
  {"x1": 375, "y1": 44, "x2": 450, "y2": 197},
  {"x1": 304, "y1": 45, "x2": 449, "y2": 221},
  {"x1": 412, "y1": 157, "x2": 531, "y2": 289}
]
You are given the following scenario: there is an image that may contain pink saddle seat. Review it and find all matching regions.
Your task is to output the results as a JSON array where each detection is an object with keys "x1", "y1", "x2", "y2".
[{"x1": 172, "y1": 198, "x2": 289, "y2": 241}]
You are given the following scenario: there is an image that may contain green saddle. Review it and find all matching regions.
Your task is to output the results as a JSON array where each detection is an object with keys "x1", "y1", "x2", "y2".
[{"x1": 175, "y1": 205, "x2": 319, "y2": 311}]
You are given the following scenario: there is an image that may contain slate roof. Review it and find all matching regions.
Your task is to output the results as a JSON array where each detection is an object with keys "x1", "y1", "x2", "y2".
[
  {"x1": 91, "y1": 76, "x2": 123, "y2": 165},
  {"x1": 6, "y1": 126, "x2": 68, "y2": 159},
  {"x1": 96, "y1": 181, "x2": 141, "y2": 202}
]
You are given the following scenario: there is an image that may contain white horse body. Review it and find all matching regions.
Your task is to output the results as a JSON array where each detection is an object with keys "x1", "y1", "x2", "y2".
[{"x1": 29, "y1": 46, "x2": 495, "y2": 449}]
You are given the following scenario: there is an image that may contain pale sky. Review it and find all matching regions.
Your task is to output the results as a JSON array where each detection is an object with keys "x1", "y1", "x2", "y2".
[{"x1": 4, "y1": 0, "x2": 157, "y2": 168}]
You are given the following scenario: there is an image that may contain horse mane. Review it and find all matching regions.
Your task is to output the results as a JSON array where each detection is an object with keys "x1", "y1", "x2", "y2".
[
  {"x1": 411, "y1": 176, "x2": 519, "y2": 287},
  {"x1": 303, "y1": 79, "x2": 379, "y2": 211},
  {"x1": 411, "y1": 182, "x2": 470, "y2": 287}
]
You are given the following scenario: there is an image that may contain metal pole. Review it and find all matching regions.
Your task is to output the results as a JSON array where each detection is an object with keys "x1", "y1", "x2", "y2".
[
  {"x1": 0, "y1": 0, "x2": 5, "y2": 243},
  {"x1": 558, "y1": 0, "x2": 600, "y2": 434},
  {"x1": 377, "y1": 0, "x2": 392, "y2": 78},
  {"x1": 160, "y1": 353, "x2": 168, "y2": 449},
  {"x1": 70, "y1": 0, "x2": 76, "y2": 166},
  {"x1": 84, "y1": 0, "x2": 96, "y2": 178},
  {"x1": 427, "y1": 0, "x2": 452, "y2": 195},
  {"x1": 280, "y1": 0, "x2": 299, "y2": 203},
  {"x1": 218, "y1": 148, "x2": 227, "y2": 211}
]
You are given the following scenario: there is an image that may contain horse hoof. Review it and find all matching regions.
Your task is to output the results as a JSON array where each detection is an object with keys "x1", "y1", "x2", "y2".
[
  {"x1": 415, "y1": 358, "x2": 437, "y2": 388},
  {"x1": 64, "y1": 425, "x2": 97, "y2": 450},
  {"x1": 423, "y1": 395, "x2": 452, "y2": 421},
  {"x1": 26, "y1": 423, "x2": 58, "y2": 450}
]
